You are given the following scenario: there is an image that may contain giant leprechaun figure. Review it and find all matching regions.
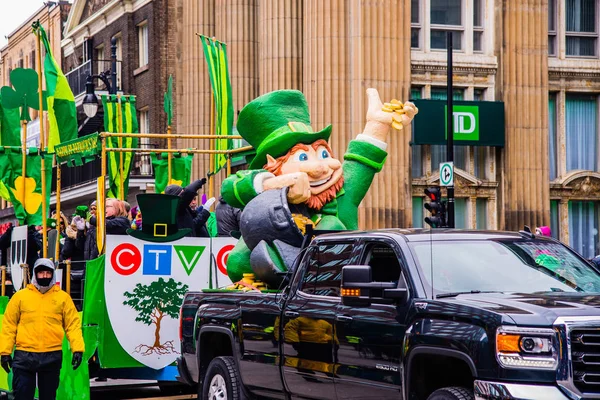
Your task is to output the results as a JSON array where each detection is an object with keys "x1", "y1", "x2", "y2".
[{"x1": 221, "y1": 88, "x2": 418, "y2": 286}]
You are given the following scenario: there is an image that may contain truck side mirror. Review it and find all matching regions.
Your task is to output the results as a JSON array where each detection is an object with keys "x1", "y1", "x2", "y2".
[
  {"x1": 341, "y1": 265, "x2": 373, "y2": 307},
  {"x1": 340, "y1": 265, "x2": 408, "y2": 307}
]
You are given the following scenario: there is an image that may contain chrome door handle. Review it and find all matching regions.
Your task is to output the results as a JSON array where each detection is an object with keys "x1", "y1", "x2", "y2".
[
  {"x1": 336, "y1": 315, "x2": 353, "y2": 322},
  {"x1": 284, "y1": 310, "x2": 299, "y2": 318}
]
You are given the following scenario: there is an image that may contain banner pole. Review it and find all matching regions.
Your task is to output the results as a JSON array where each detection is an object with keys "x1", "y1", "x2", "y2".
[
  {"x1": 117, "y1": 95, "x2": 124, "y2": 200},
  {"x1": 54, "y1": 155, "x2": 61, "y2": 263},
  {"x1": 209, "y1": 93, "x2": 215, "y2": 201},
  {"x1": 36, "y1": 30, "x2": 48, "y2": 257},
  {"x1": 1, "y1": 265, "x2": 5, "y2": 296},
  {"x1": 21, "y1": 120, "x2": 27, "y2": 222},
  {"x1": 167, "y1": 125, "x2": 172, "y2": 184}
]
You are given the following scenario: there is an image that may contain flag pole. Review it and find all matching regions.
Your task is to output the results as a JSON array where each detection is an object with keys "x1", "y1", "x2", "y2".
[
  {"x1": 36, "y1": 29, "x2": 48, "y2": 257},
  {"x1": 21, "y1": 120, "x2": 27, "y2": 223},
  {"x1": 54, "y1": 155, "x2": 61, "y2": 263},
  {"x1": 167, "y1": 124, "x2": 172, "y2": 184},
  {"x1": 209, "y1": 92, "x2": 215, "y2": 202},
  {"x1": 116, "y1": 95, "x2": 125, "y2": 200}
]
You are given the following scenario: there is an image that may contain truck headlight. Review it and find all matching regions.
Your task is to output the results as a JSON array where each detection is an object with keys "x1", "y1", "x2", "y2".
[{"x1": 496, "y1": 326, "x2": 558, "y2": 370}]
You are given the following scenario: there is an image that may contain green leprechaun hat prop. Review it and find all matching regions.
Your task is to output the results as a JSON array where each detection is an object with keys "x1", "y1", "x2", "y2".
[
  {"x1": 127, "y1": 193, "x2": 190, "y2": 242},
  {"x1": 237, "y1": 90, "x2": 332, "y2": 169}
]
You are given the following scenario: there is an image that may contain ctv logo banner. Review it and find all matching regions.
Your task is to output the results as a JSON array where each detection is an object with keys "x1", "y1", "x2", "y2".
[
  {"x1": 104, "y1": 235, "x2": 236, "y2": 370},
  {"x1": 445, "y1": 105, "x2": 479, "y2": 141}
]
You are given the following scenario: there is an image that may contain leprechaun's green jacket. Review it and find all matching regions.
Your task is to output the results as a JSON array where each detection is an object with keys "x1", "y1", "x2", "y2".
[{"x1": 221, "y1": 139, "x2": 387, "y2": 230}]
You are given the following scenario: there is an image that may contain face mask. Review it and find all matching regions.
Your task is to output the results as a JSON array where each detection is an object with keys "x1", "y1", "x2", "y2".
[{"x1": 37, "y1": 277, "x2": 52, "y2": 287}]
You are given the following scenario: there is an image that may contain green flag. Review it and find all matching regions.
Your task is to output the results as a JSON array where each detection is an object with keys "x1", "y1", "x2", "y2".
[
  {"x1": 164, "y1": 75, "x2": 173, "y2": 126},
  {"x1": 33, "y1": 22, "x2": 77, "y2": 152},
  {"x1": 0, "y1": 96, "x2": 20, "y2": 146},
  {"x1": 150, "y1": 152, "x2": 193, "y2": 194},
  {"x1": 0, "y1": 148, "x2": 52, "y2": 225},
  {"x1": 199, "y1": 35, "x2": 233, "y2": 173},
  {"x1": 102, "y1": 95, "x2": 138, "y2": 200}
]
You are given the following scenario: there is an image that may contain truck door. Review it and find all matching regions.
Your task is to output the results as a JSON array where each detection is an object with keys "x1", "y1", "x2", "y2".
[
  {"x1": 334, "y1": 240, "x2": 409, "y2": 399},
  {"x1": 282, "y1": 241, "x2": 358, "y2": 399}
]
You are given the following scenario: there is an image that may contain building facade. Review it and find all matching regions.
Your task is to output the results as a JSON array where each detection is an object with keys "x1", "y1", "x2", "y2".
[
  {"x1": 176, "y1": 0, "x2": 600, "y2": 258},
  {"x1": 0, "y1": 1, "x2": 71, "y2": 222},
  {"x1": 59, "y1": 0, "x2": 179, "y2": 207}
]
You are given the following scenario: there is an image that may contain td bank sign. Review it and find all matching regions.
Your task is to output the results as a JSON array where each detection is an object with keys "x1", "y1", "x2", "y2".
[{"x1": 412, "y1": 100, "x2": 504, "y2": 147}]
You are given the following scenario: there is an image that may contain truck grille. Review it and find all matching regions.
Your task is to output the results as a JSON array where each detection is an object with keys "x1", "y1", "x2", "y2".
[{"x1": 571, "y1": 329, "x2": 600, "y2": 393}]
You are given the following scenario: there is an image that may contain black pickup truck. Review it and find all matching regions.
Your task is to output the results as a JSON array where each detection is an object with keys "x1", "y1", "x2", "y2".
[{"x1": 177, "y1": 229, "x2": 600, "y2": 400}]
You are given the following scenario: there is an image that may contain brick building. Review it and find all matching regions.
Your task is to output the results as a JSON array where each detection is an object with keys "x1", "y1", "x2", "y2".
[{"x1": 60, "y1": 0, "x2": 179, "y2": 207}]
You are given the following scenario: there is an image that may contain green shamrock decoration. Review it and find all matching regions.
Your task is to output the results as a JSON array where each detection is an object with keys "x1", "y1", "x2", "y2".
[{"x1": 0, "y1": 68, "x2": 47, "y2": 122}]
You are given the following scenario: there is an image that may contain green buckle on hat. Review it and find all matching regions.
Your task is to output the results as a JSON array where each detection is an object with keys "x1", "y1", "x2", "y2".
[
  {"x1": 154, "y1": 223, "x2": 167, "y2": 237},
  {"x1": 287, "y1": 121, "x2": 312, "y2": 133}
]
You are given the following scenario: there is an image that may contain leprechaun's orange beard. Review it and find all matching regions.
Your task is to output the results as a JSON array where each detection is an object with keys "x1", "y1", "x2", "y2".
[{"x1": 305, "y1": 174, "x2": 344, "y2": 210}]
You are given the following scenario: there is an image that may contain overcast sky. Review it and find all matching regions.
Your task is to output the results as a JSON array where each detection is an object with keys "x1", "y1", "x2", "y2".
[{"x1": 0, "y1": 0, "x2": 51, "y2": 48}]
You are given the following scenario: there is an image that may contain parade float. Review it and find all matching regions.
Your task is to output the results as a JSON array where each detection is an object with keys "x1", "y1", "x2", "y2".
[{"x1": 0, "y1": 26, "x2": 249, "y2": 399}]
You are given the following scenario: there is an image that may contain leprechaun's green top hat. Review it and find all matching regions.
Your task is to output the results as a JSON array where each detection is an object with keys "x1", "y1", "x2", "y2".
[
  {"x1": 126, "y1": 194, "x2": 190, "y2": 242},
  {"x1": 237, "y1": 90, "x2": 332, "y2": 169}
]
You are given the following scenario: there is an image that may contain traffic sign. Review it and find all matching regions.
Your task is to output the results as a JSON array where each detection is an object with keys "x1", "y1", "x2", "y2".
[{"x1": 439, "y1": 162, "x2": 454, "y2": 187}]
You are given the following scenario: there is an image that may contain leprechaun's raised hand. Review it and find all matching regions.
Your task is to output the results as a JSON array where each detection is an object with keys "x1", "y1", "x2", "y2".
[{"x1": 363, "y1": 88, "x2": 418, "y2": 143}]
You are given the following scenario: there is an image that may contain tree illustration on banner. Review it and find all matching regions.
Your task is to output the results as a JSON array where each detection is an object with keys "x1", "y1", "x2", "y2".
[{"x1": 122, "y1": 278, "x2": 188, "y2": 355}]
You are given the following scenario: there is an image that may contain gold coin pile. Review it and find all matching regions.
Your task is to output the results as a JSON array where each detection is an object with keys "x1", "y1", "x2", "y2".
[{"x1": 382, "y1": 99, "x2": 405, "y2": 130}]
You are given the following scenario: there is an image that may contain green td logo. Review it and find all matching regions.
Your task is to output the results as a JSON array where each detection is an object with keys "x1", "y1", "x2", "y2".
[{"x1": 445, "y1": 105, "x2": 479, "y2": 141}]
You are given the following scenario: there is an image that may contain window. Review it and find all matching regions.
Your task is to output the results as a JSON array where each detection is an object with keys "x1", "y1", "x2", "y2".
[
  {"x1": 550, "y1": 200, "x2": 560, "y2": 239},
  {"x1": 138, "y1": 109, "x2": 152, "y2": 175},
  {"x1": 548, "y1": 0, "x2": 557, "y2": 56},
  {"x1": 430, "y1": 0, "x2": 463, "y2": 50},
  {"x1": 565, "y1": 94, "x2": 597, "y2": 172},
  {"x1": 455, "y1": 198, "x2": 467, "y2": 229},
  {"x1": 95, "y1": 45, "x2": 104, "y2": 75},
  {"x1": 362, "y1": 243, "x2": 402, "y2": 283},
  {"x1": 300, "y1": 243, "x2": 354, "y2": 297},
  {"x1": 413, "y1": 197, "x2": 424, "y2": 228},
  {"x1": 411, "y1": 0, "x2": 421, "y2": 48},
  {"x1": 138, "y1": 22, "x2": 149, "y2": 67},
  {"x1": 569, "y1": 201, "x2": 599, "y2": 258},
  {"x1": 30, "y1": 50, "x2": 35, "y2": 69},
  {"x1": 566, "y1": 0, "x2": 597, "y2": 57},
  {"x1": 476, "y1": 198, "x2": 487, "y2": 229},
  {"x1": 549, "y1": 94, "x2": 558, "y2": 180},
  {"x1": 473, "y1": 0, "x2": 483, "y2": 51},
  {"x1": 411, "y1": 87, "x2": 423, "y2": 178},
  {"x1": 113, "y1": 35, "x2": 122, "y2": 90},
  {"x1": 410, "y1": 239, "x2": 600, "y2": 294}
]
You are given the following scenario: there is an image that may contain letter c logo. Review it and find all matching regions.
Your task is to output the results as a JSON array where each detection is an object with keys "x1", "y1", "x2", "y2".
[{"x1": 111, "y1": 243, "x2": 142, "y2": 275}]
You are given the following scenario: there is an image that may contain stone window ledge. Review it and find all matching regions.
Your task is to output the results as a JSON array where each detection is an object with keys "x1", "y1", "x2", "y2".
[{"x1": 133, "y1": 64, "x2": 149, "y2": 76}]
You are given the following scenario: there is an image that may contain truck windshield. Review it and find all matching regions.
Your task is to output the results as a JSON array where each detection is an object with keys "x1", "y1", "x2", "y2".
[{"x1": 409, "y1": 239, "x2": 600, "y2": 295}]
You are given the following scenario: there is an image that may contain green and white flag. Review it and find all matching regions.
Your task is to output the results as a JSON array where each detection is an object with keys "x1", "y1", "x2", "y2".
[
  {"x1": 0, "y1": 149, "x2": 53, "y2": 225},
  {"x1": 102, "y1": 95, "x2": 139, "y2": 200},
  {"x1": 150, "y1": 152, "x2": 193, "y2": 194},
  {"x1": 199, "y1": 35, "x2": 234, "y2": 173},
  {"x1": 33, "y1": 22, "x2": 77, "y2": 152}
]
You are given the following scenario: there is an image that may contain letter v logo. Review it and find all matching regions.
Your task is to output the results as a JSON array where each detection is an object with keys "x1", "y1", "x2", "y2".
[{"x1": 174, "y1": 245, "x2": 206, "y2": 276}]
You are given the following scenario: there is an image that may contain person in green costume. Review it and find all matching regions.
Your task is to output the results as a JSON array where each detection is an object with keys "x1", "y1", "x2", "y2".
[{"x1": 221, "y1": 89, "x2": 418, "y2": 283}]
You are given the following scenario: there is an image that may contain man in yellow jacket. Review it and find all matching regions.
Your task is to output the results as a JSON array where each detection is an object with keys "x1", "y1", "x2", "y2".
[{"x1": 0, "y1": 258, "x2": 84, "y2": 400}]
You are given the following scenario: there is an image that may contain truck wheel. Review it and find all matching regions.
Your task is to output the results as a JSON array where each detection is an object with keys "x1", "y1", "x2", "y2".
[
  {"x1": 201, "y1": 356, "x2": 245, "y2": 400},
  {"x1": 427, "y1": 387, "x2": 474, "y2": 400}
]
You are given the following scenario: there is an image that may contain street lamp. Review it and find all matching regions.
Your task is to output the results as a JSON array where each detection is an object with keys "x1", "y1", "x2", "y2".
[{"x1": 82, "y1": 37, "x2": 118, "y2": 118}]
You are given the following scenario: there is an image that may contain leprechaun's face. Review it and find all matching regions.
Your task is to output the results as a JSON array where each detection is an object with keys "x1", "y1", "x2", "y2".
[{"x1": 279, "y1": 140, "x2": 343, "y2": 195}]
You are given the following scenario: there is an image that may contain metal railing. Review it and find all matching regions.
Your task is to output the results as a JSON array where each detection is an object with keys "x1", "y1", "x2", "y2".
[{"x1": 65, "y1": 60, "x2": 92, "y2": 97}]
